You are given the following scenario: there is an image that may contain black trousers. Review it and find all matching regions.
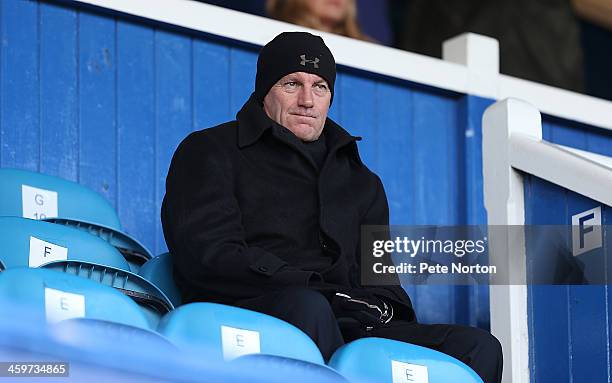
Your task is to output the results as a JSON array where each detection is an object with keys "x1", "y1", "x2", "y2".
[{"x1": 235, "y1": 287, "x2": 503, "y2": 383}]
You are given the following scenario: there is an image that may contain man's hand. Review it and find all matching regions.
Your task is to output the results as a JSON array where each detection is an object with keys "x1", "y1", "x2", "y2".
[{"x1": 331, "y1": 290, "x2": 394, "y2": 330}]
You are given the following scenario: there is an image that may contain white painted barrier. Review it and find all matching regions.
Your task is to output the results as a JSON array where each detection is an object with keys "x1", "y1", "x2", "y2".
[
  {"x1": 74, "y1": 0, "x2": 612, "y2": 130},
  {"x1": 482, "y1": 98, "x2": 612, "y2": 383}
]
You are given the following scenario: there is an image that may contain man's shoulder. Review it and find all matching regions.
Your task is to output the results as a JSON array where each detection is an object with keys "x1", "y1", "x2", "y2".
[
  {"x1": 179, "y1": 120, "x2": 238, "y2": 149},
  {"x1": 170, "y1": 121, "x2": 239, "y2": 165},
  {"x1": 189, "y1": 120, "x2": 237, "y2": 141}
]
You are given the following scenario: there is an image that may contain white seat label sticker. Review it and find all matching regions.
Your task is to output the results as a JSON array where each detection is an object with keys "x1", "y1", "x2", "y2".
[
  {"x1": 22, "y1": 184, "x2": 58, "y2": 220},
  {"x1": 45, "y1": 287, "x2": 86, "y2": 323},
  {"x1": 221, "y1": 325, "x2": 261, "y2": 360},
  {"x1": 391, "y1": 360, "x2": 429, "y2": 383},
  {"x1": 572, "y1": 206, "x2": 602, "y2": 256},
  {"x1": 29, "y1": 236, "x2": 68, "y2": 268}
]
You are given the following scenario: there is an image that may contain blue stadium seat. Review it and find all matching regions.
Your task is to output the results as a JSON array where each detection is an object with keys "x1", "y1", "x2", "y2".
[
  {"x1": 51, "y1": 317, "x2": 176, "y2": 354},
  {"x1": 0, "y1": 217, "x2": 174, "y2": 328},
  {"x1": 157, "y1": 302, "x2": 325, "y2": 364},
  {"x1": 44, "y1": 260, "x2": 173, "y2": 329},
  {"x1": 328, "y1": 337, "x2": 483, "y2": 383},
  {"x1": 0, "y1": 294, "x2": 342, "y2": 383},
  {"x1": 138, "y1": 252, "x2": 182, "y2": 307},
  {"x1": 0, "y1": 168, "x2": 152, "y2": 270},
  {"x1": 0, "y1": 267, "x2": 177, "y2": 362},
  {"x1": 0, "y1": 216, "x2": 129, "y2": 271},
  {"x1": 233, "y1": 354, "x2": 349, "y2": 383},
  {"x1": 0, "y1": 267, "x2": 151, "y2": 329}
]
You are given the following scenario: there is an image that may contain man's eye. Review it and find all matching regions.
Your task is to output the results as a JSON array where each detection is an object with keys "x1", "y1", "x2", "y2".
[
  {"x1": 285, "y1": 81, "x2": 299, "y2": 87},
  {"x1": 315, "y1": 84, "x2": 328, "y2": 90}
]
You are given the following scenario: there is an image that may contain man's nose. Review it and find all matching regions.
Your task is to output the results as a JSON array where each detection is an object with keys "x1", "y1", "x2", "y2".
[{"x1": 297, "y1": 85, "x2": 314, "y2": 107}]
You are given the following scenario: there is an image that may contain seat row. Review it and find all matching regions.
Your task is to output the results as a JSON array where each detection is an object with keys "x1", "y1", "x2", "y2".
[{"x1": 0, "y1": 168, "x2": 483, "y2": 382}]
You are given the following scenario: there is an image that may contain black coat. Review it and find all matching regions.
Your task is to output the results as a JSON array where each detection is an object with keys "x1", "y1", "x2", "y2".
[{"x1": 161, "y1": 94, "x2": 415, "y2": 321}]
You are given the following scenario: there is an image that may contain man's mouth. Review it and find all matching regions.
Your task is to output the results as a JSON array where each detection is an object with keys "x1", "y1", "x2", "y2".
[{"x1": 291, "y1": 113, "x2": 316, "y2": 119}]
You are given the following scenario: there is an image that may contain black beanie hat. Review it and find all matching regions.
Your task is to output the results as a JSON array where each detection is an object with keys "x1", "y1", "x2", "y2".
[{"x1": 255, "y1": 32, "x2": 336, "y2": 104}]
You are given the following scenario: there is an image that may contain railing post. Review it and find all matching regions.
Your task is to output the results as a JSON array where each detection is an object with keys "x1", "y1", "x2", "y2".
[
  {"x1": 443, "y1": 33, "x2": 499, "y2": 98},
  {"x1": 482, "y1": 98, "x2": 542, "y2": 383}
]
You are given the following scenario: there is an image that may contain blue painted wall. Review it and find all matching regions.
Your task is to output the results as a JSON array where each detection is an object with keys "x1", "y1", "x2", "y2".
[
  {"x1": 525, "y1": 115, "x2": 612, "y2": 382},
  {"x1": 2, "y1": 0, "x2": 610, "y2": 336},
  {"x1": 524, "y1": 176, "x2": 612, "y2": 382}
]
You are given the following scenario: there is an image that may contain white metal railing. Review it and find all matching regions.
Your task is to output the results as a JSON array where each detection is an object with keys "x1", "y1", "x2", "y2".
[
  {"x1": 482, "y1": 98, "x2": 612, "y2": 383},
  {"x1": 74, "y1": 0, "x2": 612, "y2": 130}
]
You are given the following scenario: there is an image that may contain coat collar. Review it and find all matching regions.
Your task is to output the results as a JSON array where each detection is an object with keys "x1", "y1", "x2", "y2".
[{"x1": 236, "y1": 93, "x2": 361, "y2": 151}]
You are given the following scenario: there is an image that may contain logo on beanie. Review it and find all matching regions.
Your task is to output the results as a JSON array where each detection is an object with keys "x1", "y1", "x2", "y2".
[{"x1": 300, "y1": 54, "x2": 319, "y2": 68}]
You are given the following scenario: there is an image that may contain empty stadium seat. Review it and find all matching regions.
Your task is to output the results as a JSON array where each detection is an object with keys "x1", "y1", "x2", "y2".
[
  {"x1": 0, "y1": 216, "x2": 129, "y2": 271},
  {"x1": 157, "y1": 302, "x2": 325, "y2": 364},
  {"x1": 44, "y1": 260, "x2": 173, "y2": 329},
  {"x1": 51, "y1": 317, "x2": 176, "y2": 353},
  {"x1": 0, "y1": 168, "x2": 152, "y2": 270},
  {"x1": 138, "y1": 252, "x2": 182, "y2": 307},
  {"x1": 0, "y1": 217, "x2": 174, "y2": 328},
  {"x1": 328, "y1": 337, "x2": 483, "y2": 383},
  {"x1": 0, "y1": 267, "x2": 178, "y2": 365},
  {"x1": 0, "y1": 267, "x2": 151, "y2": 329},
  {"x1": 233, "y1": 354, "x2": 349, "y2": 383}
]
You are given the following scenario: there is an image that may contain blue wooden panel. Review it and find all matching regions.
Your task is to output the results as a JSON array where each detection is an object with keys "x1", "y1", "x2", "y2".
[
  {"x1": 462, "y1": 96, "x2": 493, "y2": 225},
  {"x1": 39, "y1": 2, "x2": 78, "y2": 180},
  {"x1": 193, "y1": 40, "x2": 230, "y2": 130},
  {"x1": 374, "y1": 82, "x2": 412, "y2": 226},
  {"x1": 472, "y1": 283, "x2": 490, "y2": 330},
  {"x1": 565, "y1": 195, "x2": 607, "y2": 383},
  {"x1": 525, "y1": 176, "x2": 572, "y2": 382},
  {"x1": 568, "y1": 284, "x2": 607, "y2": 382},
  {"x1": 541, "y1": 119, "x2": 552, "y2": 141},
  {"x1": 327, "y1": 72, "x2": 342, "y2": 122},
  {"x1": 543, "y1": 117, "x2": 587, "y2": 150},
  {"x1": 585, "y1": 125, "x2": 612, "y2": 157},
  {"x1": 338, "y1": 72, "x2": 377, "y2": 169},
  {"x1": 78, "y1": 11, "x2": 117, "y2": 207},
  {"x1": 411, "y1": 90, "x2": 459, "y2": 225},
  {"x1": 461, "y1": 96, "x2": 495, "y2": 329},
  {"x1": 408, "y1": 90, "x2": 460, "y2": 325},
  {"x1": 529, "y1": 285, "x2": 571, "y2": 382},
  {"x1": 229, "y1": 48, "x2": 257, "y2": 115},
  {"x1": 116, "y1": 21, "x2": 155, "y2": 251},
  {"x1": 373, "y1": 81, "x2": 419, "y2": 311},
  {"x1": 0, "y1": 0, "x2": 39, "y2": 170},
  {"x1": 604, "y1": 207, "x2": 612, "y2": 381},
  {"x1": 155, "y1": 30, "x2": 192, "y2": 255}
]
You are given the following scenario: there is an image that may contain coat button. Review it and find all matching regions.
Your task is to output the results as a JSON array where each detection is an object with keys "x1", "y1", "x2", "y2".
[
  {"x1": 258, "y1": 266, "x2": 268, "y2": 272},
  {"x1": 319, "y1": 232, "x2": 330, "y2": 250}
]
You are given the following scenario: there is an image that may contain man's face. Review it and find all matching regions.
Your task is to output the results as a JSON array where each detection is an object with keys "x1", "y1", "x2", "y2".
[{"x1": 263, "y1": 71, "x2": 331, "y2": 142}]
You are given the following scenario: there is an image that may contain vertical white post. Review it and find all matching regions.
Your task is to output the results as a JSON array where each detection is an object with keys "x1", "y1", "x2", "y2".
[
  {"x1": 482, "y1": 98, "x2": 542, "y2": 383},
  {"x1": 443, "y1": 33, "x2": 500, "y2": 98}
]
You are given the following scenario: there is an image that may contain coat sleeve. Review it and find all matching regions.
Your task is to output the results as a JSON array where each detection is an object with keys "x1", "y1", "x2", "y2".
[
  {"x1": 161, "y1": 132, "x2": 320, "y2": 296},
  {"x1": 358, "y1": 174, "x2": 417, "y2": 322}
]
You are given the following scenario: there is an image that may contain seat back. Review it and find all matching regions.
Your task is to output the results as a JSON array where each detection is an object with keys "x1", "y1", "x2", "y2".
[
  {"x1": 0, "y1": 169, "x2": 152, "y2": 270},
  {"x1": 0, "y1": 168, "x2": 120, "y2": 228},
  {"x1": 138, "y1": 252, "x2": 182, "y2": 307},
  {"x1": 158, "y1": 302, "x2": 325, "y2": 365},
  {"x1": 43, "y1": 260, "x2": 174, "y2": 329},
  {"x1": 232, "y1": 354, "x2": 349, "y2": 383},
  {"x1": 44, "y1": 218, "x2": 152, "y2": 271},
  {"x1": 328, "y1": 337, "x2": 483, "y2": 383},
  {"x1": 0, "y1": 216, "x2": 130, "y2": 271},
  {"x1": 0, "y1": 217, "x2": 174, "y2": 327},
  {"x1": 52, "y1": 317, "x2": 177, "y2": 352},
  {"x1": 0, "y1": 268, "x2": 151, "y2": 330}
]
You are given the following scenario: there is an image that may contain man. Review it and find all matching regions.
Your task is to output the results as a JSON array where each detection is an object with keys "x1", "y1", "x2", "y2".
[{"x1": 162, "y1": 31, "x2": 502, "y2": 383}]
